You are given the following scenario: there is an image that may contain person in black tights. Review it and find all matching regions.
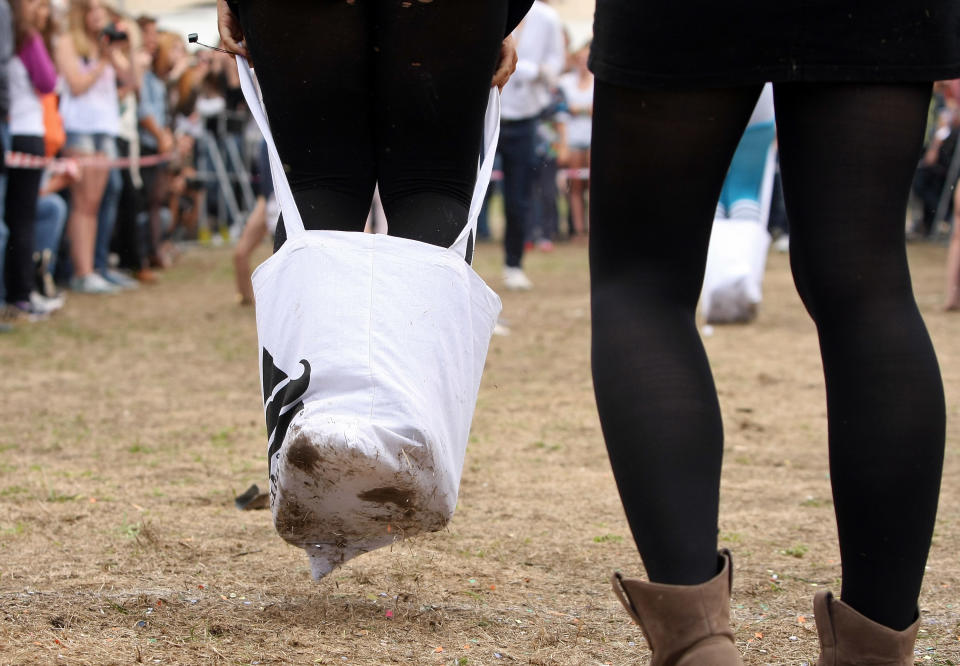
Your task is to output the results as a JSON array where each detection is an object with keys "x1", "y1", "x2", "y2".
[
  {"x1": 589, "y1": 3, "x2": 956, "y2": 665},
  {"x1": 218, "y1": 0, "x2": 532, "y2": 258}
]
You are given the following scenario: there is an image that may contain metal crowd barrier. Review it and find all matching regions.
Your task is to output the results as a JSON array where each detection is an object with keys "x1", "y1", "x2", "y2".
[{"x1": 193, "y1": 109, "x2": 257, "y2": 237}]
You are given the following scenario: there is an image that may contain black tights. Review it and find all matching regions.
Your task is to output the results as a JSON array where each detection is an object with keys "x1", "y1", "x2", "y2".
[
  {"x1": 4, "y1": 136, "x2": 44, "y2": 303},
  {"x1": 235, "y1": 0, "x2": 508, "y2": 252},
  {"x1": 590, "y1": 81, "x2": 944, "y2": 631}
]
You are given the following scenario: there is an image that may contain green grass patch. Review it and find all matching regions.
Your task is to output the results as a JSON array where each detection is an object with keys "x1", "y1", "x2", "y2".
[
  {"x1": 46, "y1": 489, "x2": 78, "y2": 503},
  {"x1": 210, "y1": 427, "x2": 235, "y2": 448},
  {"x1": 117, "y1": 520, "x2": 142, "y2": 540},
  {"x1": 593, "y1": 534, "x2": 624, "y2": 544},
  {"x1": 0, "y1": 522, "x2": 28, "y2": 535},
  {"x1": 531, "y1": 441, "x2": 562, "y2": 452},
  {"x1": 781, "y1": 544, "x2": 808, "y2": 558}
]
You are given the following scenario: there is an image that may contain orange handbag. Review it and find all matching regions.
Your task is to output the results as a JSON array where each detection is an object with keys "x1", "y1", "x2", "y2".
[{"x1": 41, "y1": 93, "x2": 66, "y2": 158}]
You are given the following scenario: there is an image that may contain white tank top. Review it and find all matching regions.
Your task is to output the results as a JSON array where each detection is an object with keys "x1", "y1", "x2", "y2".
[
  {"x1": 7, "y1": 56, "x2": 45, "y2": 137},
  {"x1": 59, "y1": 57, "x2": 120, "y2": 136}
]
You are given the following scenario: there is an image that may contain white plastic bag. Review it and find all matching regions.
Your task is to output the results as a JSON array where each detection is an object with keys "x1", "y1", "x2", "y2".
[
  {"x1": 701, "y1": 220, "x2": 772, "y2": 324},
  {"x1": 702, "y1": 101, "x2": 777, "y2": 325},
  {"x1": 238, "y1": 57, "x2": 502, "y2": 579}
]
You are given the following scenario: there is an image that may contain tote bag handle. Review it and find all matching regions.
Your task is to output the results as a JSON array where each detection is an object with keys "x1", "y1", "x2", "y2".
[
  {"x1": 236, "y1": 55, "x2": 500, "y2": 252},
  {"x1": 451, "y1": 87, "x2": 500, "y2": 260},
  {"x1": 237, "y1": 55, "x2": 305, "y2": 237}
]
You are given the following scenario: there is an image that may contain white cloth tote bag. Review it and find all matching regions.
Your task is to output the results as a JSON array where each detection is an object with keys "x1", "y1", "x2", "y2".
[
  {"x1": 701, "y1": 220, "x2": 772, "y2": 324},
  {"x1": 237, "y1": 56, "x2": 502, "y2": 579}
]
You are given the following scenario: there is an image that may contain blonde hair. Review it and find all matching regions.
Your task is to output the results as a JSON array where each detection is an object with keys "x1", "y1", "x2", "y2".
[
  {"x1": 153, "y1": 31, "x2": 181, "y2": 77},
  {"x1": 67, "y1": 0, "x2": 97, "y2": 60}
]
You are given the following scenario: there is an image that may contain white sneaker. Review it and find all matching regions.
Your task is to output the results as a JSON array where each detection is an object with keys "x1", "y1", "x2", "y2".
[
  {"x1": 773, "y1": 235, "x2": 790, "y2": 253},
  {"x1": 30, "y1": 291, "x2": 66, "y2": 314},
  {"x1": 503, "y1": 266, "x2": 533, "y2": 291},
  {"x1": 70, "y1": 273, "x2": 120, "y2": 294}
]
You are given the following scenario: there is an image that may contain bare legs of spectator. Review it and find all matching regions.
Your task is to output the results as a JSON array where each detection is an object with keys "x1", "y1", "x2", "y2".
[
  {"x1": 146, "y1": 167, "x2": 172, "y2": 268},
  {"x1": 167, "y1": 167, "x2": 201, "y2": 243},
  {"x1": 944, "y1": 185, "x2": 960, "y2": 311},
  {"x1": 66, "y1": 161, "x2": 110, "y2": 279},
  {"x1": 567, "y1": 147, "x2": 589, "y2": 238},
  {"x1": 233, "y1": 195, "x2": 268, "y2": 306}
]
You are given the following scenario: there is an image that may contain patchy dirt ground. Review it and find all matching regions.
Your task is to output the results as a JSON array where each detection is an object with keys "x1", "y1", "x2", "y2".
[{"x1": 0, "y1": 239, "x2": 957, "y2": 665}]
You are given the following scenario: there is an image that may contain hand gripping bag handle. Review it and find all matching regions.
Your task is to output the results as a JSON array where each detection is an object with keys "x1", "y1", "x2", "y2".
[{"x1": 236, "y1": 55, "x2": 500, "y2": 255}]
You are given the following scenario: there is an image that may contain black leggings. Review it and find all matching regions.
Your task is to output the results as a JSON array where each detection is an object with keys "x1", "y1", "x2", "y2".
[
  {"x1": 590, "y1": 81, "x2": 944, "y2": 632},
  {"x1": 4, "y1": 136, "x2": 45, "y2": 303},
  {"x1": 235, "y1": 0, "x2": 508, "y2": 253}
]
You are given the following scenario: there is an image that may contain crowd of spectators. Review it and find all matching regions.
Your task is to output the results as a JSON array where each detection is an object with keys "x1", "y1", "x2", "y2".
[
  {"x1": 0, "y1": 0, "x2": 252, "y2": 330},
  {"x1": 913, "y1": 80, "x2": 960, "y2": 238},
  {"x1": 478, "y1": 0, "x2": 594, "y2": 292}
]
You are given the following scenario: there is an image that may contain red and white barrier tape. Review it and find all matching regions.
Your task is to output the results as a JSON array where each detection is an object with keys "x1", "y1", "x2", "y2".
[
  {"x1": 3, "y1": 150, "x2": 174, "y2": 173},
  {"x1": 5, "y1": 150, "x2": 587, "y2": 181},
  {"x1": 491, "y1": 167, "x2": 590, "y2": 181}
]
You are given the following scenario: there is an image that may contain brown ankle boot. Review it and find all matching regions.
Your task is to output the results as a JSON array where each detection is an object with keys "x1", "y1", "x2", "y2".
[
  {"x1": 813, "y1": 590, "x2": 920, "y2": 666},
  {"x1": 611, "y1": 549, "x2": 743, "y2": 665}
]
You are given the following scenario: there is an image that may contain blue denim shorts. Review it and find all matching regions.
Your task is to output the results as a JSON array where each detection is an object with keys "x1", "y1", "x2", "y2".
[{"x1": 65, "y1": 132, "x2": 118, "y2": 159}]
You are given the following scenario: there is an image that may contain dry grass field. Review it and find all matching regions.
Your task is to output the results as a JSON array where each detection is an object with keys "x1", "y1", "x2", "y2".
[{"x1": 0, "y1": 239, "x2": 957, "y2": 665}]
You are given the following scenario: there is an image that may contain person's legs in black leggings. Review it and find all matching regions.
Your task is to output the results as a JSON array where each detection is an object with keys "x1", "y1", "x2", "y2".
[
  {"x1": 374, "y1": 1, "x2": 507, "y2": 248},
  {"x1": 590, "y1": 81, "x2": 762, "y2": 586},
  {"x1": 774, "y1": 82, "x2": 944, "y2": 631},
  {"x1": 236, "y1": 0, "x2": 507, "y2": 252}
]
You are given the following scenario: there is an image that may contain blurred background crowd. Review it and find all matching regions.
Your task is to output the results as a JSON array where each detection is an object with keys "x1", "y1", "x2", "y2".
[
  {"x1": 0, "y1": 0, "x2": 263, "y2": 328},
  {"x1": 0, "y1": 0, "x2": 958, "y2": 332}
]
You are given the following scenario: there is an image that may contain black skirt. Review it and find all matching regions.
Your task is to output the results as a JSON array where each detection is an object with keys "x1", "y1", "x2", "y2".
[
  {"x1": 226, "y1": 0, "x2": 533, "y2": 38},
  {"x1": 590, "y1": 1, "x2": 960, "y2": 89}
]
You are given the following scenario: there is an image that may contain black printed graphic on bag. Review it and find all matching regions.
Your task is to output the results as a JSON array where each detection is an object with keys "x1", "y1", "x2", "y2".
[{"x1": 262, "y1": 348, "x2": 312, "y2": 463}]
